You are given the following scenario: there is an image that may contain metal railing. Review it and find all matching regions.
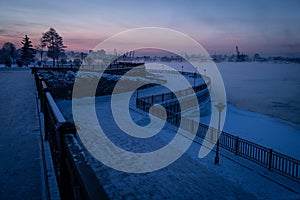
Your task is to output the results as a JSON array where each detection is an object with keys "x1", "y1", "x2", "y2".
[
  {"x1": 136, "y1": 80, "x2": 300, "y2": 183},
  {"x1": 34, "y1": 72, "x2": 108, "y2": 200},
  {"x1": 137, "y1": 76, "x2": 210, "y2": 106}
]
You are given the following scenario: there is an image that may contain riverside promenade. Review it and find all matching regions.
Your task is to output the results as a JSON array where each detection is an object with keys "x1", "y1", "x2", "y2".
[
  {"x1": 1, "y1": 67, "x2": 300, "y2": 199},
  {"x1": 0, "y1": 68, "x2": 43, "y2": 199}
]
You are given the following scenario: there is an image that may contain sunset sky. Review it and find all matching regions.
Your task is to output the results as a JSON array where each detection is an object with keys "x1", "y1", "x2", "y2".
[{"x1": 0, "y1": 0, "x2": 299, "y2": 56}]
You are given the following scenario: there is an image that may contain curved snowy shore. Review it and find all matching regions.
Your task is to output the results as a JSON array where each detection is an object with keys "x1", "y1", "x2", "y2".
[
  {"x1": 145, "y1": 61, "x2": 300, "y2": 124},
  {"x1": 184, "y1": 103, "x2": 300, "y2": 160}
]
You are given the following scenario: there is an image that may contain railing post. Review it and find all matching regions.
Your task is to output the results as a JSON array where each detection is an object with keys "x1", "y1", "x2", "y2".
[
  {"x1": 56, "y1": 122, "x2": 77, "y2": 199},
  {"x1": 39, "y1": 81, "x2": 53, "y2": 142},
  {"x1": 41, "y1": 86, "x2": 50, "y2": 114},
  {"x1": 34, "y1": 72, "x2": 41, "y2": 98},
  {"x1": 37, "y1": 74, "x2": 44, "y2": 98},
  {"x1": 296, "y1": 162, "x2": 299, "y2": 180},
  {"x1": 269, "y1": 149, "x2": 273, "y2": 170},
  {"x1": 176, "y1": 114, "x2": 179, "y2": 125},
  {"x1": 235, "y1": 137, "x2": 239, "y2": 155}
]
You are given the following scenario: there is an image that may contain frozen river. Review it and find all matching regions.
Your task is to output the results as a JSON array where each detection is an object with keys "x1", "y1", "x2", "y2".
[{"x1": 217, "y1": 62, "x2": 300, "y2": 125}]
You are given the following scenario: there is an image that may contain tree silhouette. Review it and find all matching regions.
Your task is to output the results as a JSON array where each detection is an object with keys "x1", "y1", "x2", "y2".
[
  {"x1": 2, "y1": 42, "x2": 16, "y2": 67},
  {"x1": 21, "y1": 35, "x2": 36, "y2": 66},
  {"x1": 41, "y1": 28, "x2": 66, "y2": 66}
]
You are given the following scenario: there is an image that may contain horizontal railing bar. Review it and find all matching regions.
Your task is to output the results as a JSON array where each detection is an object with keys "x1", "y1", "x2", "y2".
[{"x1": 45, "y1": 92, "x2": 66, "y2": 124}]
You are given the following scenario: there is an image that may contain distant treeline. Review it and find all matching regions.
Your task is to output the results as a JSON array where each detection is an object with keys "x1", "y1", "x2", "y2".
[{"x1": 1, "y1": 27, "x2": 300, "y2": 67}]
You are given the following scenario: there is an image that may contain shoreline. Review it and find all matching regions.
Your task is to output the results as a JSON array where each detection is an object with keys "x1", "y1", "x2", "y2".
[{"x1": 194, "y1": 102, "x2": 300, "y2": 159}]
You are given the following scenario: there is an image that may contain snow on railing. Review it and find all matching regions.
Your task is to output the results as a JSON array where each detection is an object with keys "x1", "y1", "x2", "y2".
[
  {"x1": 34, "y1": 71, "x2": 108, "y2": 200},
  {"x1": 136, "y1": 73, "x2": 300, "y2": 183},
  {"x1": 137, "y1": 81, "x2": 209, "y2": 106}
]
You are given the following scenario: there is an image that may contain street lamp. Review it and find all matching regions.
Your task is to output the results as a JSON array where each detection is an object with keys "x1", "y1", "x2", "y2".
[{"x1": 214, "y1": 102, "x2": 226, "y2": 164}]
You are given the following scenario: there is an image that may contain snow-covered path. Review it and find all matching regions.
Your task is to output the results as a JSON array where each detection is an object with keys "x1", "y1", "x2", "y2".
[
  {"x1": 0, "y1": 69, "x2": 43, "y2": 199},
  {"x1": 58, "y1": 95, "x2": 300, "y2": 199}
]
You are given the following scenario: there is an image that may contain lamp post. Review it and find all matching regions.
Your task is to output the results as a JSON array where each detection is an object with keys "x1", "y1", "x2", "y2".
[{"x1": 214, "y1": 102, "x2": 225, "y2": 164}]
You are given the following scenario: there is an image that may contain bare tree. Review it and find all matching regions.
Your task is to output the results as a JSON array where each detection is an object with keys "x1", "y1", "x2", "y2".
[{"x1": 41, "y1": 28, "x2": 66, "y2": 66}]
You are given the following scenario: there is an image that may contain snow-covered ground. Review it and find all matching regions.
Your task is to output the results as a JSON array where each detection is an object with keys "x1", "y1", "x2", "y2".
[
  {"x1": 57, "y1": 95, "x2": 300, "y2": 199},
  {"x1": 185, "y1": 103, "x2": 300, "y2": 160}
]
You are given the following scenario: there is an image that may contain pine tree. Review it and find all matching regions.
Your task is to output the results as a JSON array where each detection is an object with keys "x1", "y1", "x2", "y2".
[
  {"x1": 41, "y1": 28, "x2": 66, "y2": 66},
  {"x1": 21, "y1": 35, "x2": 36, "y2": 66}
]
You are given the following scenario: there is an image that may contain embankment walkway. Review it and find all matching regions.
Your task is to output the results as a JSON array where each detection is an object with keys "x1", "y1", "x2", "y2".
[{"x1": 0, "y1": 68, "x2": 43, "y2": 199}]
